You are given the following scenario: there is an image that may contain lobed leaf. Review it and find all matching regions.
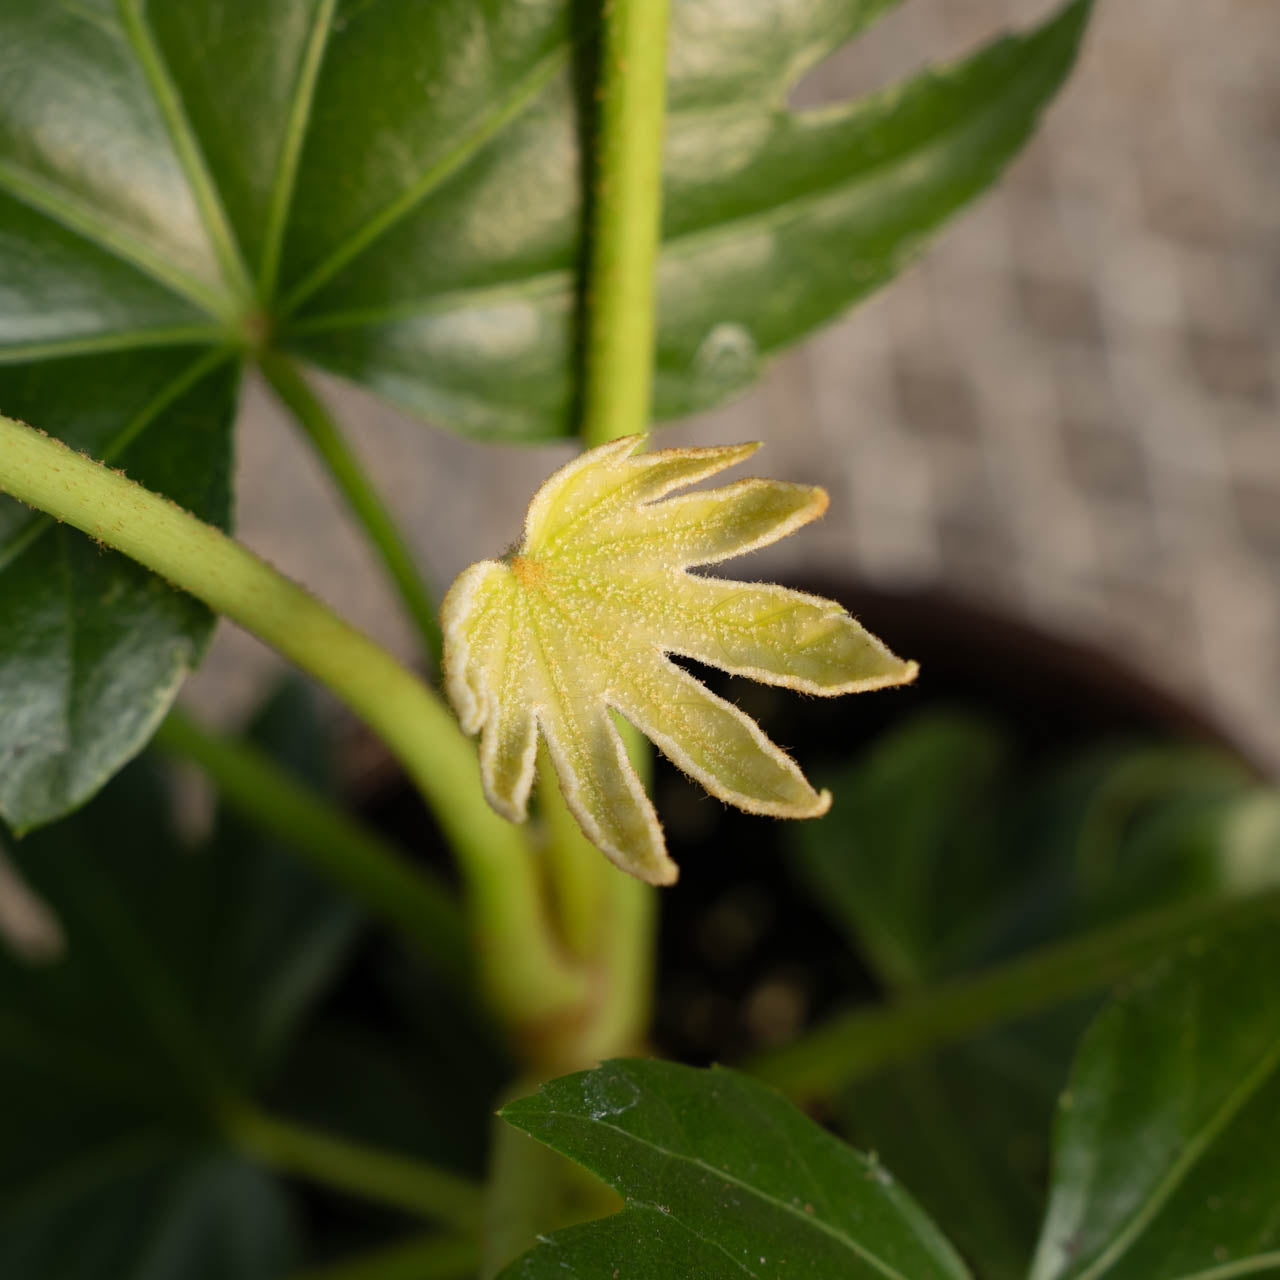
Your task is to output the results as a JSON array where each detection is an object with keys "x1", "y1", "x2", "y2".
[
  {"x1": 443, "y1": 436, "x2": 915, "y2": 884},
  {"x1": 499, "y1": 1058, "x2": 972, "y2": 1279},
  {"x1": 1030, "y1": 911, "x2": 1280, "y2": 1280}
]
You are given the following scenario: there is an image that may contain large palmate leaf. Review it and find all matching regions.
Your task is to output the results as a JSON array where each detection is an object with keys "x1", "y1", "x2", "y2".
[
  {"x1": 500, "y1": 1058, "x2": 971, "y2": 1279},
  {"x1": 0, "y1": 0, "x2": 1089, "y2": 829},
  {"x1": 1030, "y1": 911, "x2": 1280, "y2": 1280},
  {"x1": 0, "y1": 685, "x2": 357, "y2": 1279},
  {"x1": 287, "y1": 0, "x2": 1093, "y2": 435},
  {"x1": 442, "y1": 436, "x2": 916, "y2": 883}
]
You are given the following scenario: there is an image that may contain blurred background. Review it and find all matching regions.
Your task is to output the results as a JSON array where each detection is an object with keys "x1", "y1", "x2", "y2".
[{"x1": 190, "y1": 0, "x2": 1280, "y2": 771}]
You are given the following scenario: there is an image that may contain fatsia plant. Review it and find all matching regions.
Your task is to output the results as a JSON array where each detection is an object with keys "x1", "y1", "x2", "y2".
[
  {"x1": 6, "y1": 0, "x2": 1275, "y2": 1276},
  {"x1": 500, "y1": 913, "x2": 1280, "y2": 1278},
  {"x1": 0, "y1": 0, "x2": 1091, "y2": 832},
  {"x1": 442, "y1": 435, "x2": 916, "y2": 883}
]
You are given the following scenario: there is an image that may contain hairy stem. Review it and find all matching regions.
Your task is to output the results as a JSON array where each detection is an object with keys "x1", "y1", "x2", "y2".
[
  {"x1": 0, "y1": 413, "x2": 586, "y2": 1027},
  {"x1": 154, "y1": 707, "x2": 470, "y2": 989},
  {"x1": 748, "y1": 888, "x2": 1280, "y2": 1101},
  {"x1": 261, "y1": 352, "x2": 443, "y2": 671},
  {"x1": 513, "y1": 0, "x2": 672, "y2": 1071},
  {"x1": 227, "y1": 1105, "x2": 484, "y2": 1233},
  {"x1": 537, "y1": 746, "x2": 606, "y2": 962},
  {"x1": 579, "y1": 0, "x2": 672, "y2": 448},
  {"x1": 517, "y1": 0, "x2": 674, "y2": 1067}
]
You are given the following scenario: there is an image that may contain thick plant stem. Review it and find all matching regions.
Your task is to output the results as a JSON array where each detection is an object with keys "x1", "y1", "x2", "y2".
[
  {"x1": 538, "y1": 746, "x2": 606, "y2": 962},
  {"x1": 748, "y1": 888, "x2": 1280, "y2": 1102},
  {"x1": 227, "y1": 1105, "x2": 485, "y2": 1233},
  {"x1": 521, "y1": 0, "x2": 673, "y2": 1070},
  {"x1": 535, "y1": 743, "x2": 657, "y2": 1068},
  {"x1": 579, "y1": 0, "x2": 672, "y2": 448},
  {"x1": 154, "y1": 707, "x2": 470, "y2": 990},
  {"x1": 0, "y1": 413, "x2": 585, "y2": 1029},
  {"x1": 261, "y1": 352, "x2": 444, "y2": 672}
]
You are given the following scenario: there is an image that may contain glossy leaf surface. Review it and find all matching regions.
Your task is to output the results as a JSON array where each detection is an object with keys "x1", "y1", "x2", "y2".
[
  {"x1": 1031, "y1": 911, "x2": 1280, "y2": 1280},
  {"x1": 0, "y1": 686, "x2": 356, "y2": 1279},
  {"x1": 796, "y1": 713, "x2": 1280, "y2": 1280},
  {"x1": 287, "y1": 0, "x2": 1093, "y2": 437},
  {"x1": 0, "y1": 351, "x2": 237, "y2": 831},
  {"x1": 0, "y1": 0, "x2": 1088, "y2": 826},
  {"x1": 500, "y1": 1058, "x2": 971, "y2": 1279},
  {"x1": 442, "y1": 436, "x2": 915, "y2": 883}
]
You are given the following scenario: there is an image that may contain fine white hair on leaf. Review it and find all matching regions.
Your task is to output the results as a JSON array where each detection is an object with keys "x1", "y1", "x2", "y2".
[{"x1": 442, "y1": 436, "x2": 917, "y2": 885}]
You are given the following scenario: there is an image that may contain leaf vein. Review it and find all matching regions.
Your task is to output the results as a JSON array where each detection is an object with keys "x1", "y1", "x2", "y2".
[
  {"x1": 0, "y1": 159, "x2": 230, "y2": 318},
  {"x1": 116, "y1": 0, "x2": 252, "y2": 302},
  {"x1": 1074, "y1": 1032, "x2": 1280, "y2": 1280},
  {"x1": 284, "y1": 10, "x2": 1076, "y2": 337},
  {"x1": 280, "y1": 42, "x2": 571, "y2": 314},
  {"x1": 257, "y1": 0, "x2": 339, "y2": 297},
  {"x1": 541, "y1": 1108, "x2": 917, "y2": 1279}
]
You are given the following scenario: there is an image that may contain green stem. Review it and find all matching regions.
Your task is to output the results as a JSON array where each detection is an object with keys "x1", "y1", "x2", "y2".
[
  {"x1": 748, "y1": 889, "x2": 1280, "y2": 1102},
  {"x1": 535, "y1": 739, "x2": 657, "y2": 1067},
  {"x1": 538, "y1": 746, "x2": 606, "y2": 962},
  {"x1": 0, "y1": 413, "x2": 585, "y2": 1029},
  {"x1": 154, "y1": 707, "x2": 470, "y2": 989},
  {"x1": 290, "y1": 1236, "x2": 479, "y2": 1280},
  {"x1": 517, "y1": 0, "x2": 673, "y2": 1067},
  {"x1": 261, "y1": 352, "x2": 443, "y2": 672},
  {"x1": 575, "y1": 726, "x2": 657, "y2": 1064},
  {"x1": 227, "y1": 1105, "x2": 484, "y2": 1233},
  {"x1": 579, "y1": 0, "x2": 673, "y2": 448}
]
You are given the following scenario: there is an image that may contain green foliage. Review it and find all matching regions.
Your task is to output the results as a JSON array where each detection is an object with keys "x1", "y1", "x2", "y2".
[
  {"x1": 0, "y1": 353, "x2": 238, "y2": 832},
  {"x1": 2, "y1": 688, "x2": 1276, "y2": 1278},
  {"x1": 791, "y1": 712, "x2": 1280, "y2": 1279},
  {"x1": 0, "y1": 0, "x2": 1089, "y2": 830},
  {"x1": 1032, "y1": 916, "x2": 1280, "y2": 1279},
  {"x1": 795, "y1": 714, "x2": 1271, "y2": 987},
  {"x1": 793, "y1": 712, "x2": 1012, "y2": 989},
  {"x1": 0, "y1": 686, "x2": 354, "y2": 1279},
  {"x1": 7, "y1": 5, "x2": 1270, "y2": 1277},
  {"x1": 498, "y1": 1058, "x2": 971, "y2": 1279},
  {"x1": 503, "y1": 914, "x2": 1280, "y2": 1279}
]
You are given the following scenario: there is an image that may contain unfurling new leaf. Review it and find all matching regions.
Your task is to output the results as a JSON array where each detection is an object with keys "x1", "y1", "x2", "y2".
[{"x1": 442, "y1": 437, "x2": 917, "y2": 884}]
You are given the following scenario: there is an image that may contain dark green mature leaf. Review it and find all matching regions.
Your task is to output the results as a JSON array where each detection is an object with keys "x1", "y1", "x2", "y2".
[
  {"x1": 794, "y1": 712, "x2": 1011, "y2": 989},
  {"x1": 795, "y1": 714, "x2": 1280, "y2": 1280},
  {"x1": 1031, "y1": 911, "x2": 1280, "y2": 1279},
  {"x1": 287, "y1": 0, "x2": 1093, "y2": 436},
  {"x1": 499, "y1": 1058, "x2": 971, "y2": 1278},
  {"x1": 0, "y1": 685, "x2": 357, "y2": 1279},
  {"x1": 839, "y1": 1013, "x2": 1089, "y2": 1280},
  {"x1": 0, "y1": 350, "x2": 237, "y2": 831},
  {"x1": 0, "y1": 0, "x2": 1088, "y2": 826}
]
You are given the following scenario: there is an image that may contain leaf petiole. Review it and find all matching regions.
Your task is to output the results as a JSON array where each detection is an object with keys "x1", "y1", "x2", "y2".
[
  {"x1": 260, "y1": 352, "x2": 444, "y2": 671},
  {"x1": 226, "y1": 1104, "x2": 485, "y2": 1233},
  {"x1": 0, "y1": 413, "x2": 586, "y2": 1032},
  {"x1": 154, "y1": 706, "x2": 469, "y2": 989},
  {"x1": 749, "y1": 888, "x2": 1280, "y2": 1101}
]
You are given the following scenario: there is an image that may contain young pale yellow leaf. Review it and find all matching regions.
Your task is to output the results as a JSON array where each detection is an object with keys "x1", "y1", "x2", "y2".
[{"x1": 442, "y1": 437, "x2": 917, "y2": 885}]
